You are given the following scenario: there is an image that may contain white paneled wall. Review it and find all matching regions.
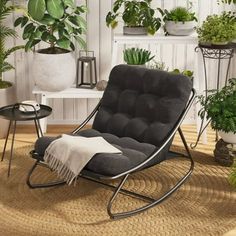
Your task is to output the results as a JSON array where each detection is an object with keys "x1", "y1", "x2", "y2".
[{"x1": 5, "y1": 0, "x2": 236, "y2": 124}]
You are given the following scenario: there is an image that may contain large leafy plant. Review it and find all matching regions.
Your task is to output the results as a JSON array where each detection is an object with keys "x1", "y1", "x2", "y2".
[
  {"x1": 14, "y1": 0, "x2": 87, "y2": 53},
  {"x1": 198, "y1": 78, "x2": 236, "y2": 133},
  {"x1": 158, "y1": 6, "x2": 197, "y2": 23},
  {"x1": 197, "y1": 12, "x2": 236, "y2": 44},
  {"x1": 106, "y1": 0, "x2": 161, "y2": 35},
  {"x1": 0, "y1": 0, "x2": 23, "y2": 88},
  {"x1": 123, "y1": 48, "x2": 155, "y2": 65}
]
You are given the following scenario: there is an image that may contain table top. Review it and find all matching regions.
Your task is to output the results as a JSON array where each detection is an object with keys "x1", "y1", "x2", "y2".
[
  {"x1": 0, "y1": 104, "x2": 52, "y2": 121},
  {"x1": 32, "y1": 86, "x2": 104, "y2": 98}
]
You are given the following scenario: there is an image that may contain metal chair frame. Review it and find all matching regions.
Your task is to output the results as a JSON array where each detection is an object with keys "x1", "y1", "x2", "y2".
[{"x1": 27, "y1": 89, "x2": 196, "y2": 219}]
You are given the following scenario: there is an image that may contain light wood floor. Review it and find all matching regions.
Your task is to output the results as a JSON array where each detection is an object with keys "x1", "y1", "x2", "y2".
[{"x1": 0, "y1": 124, "x2": 235, "y2": 236}]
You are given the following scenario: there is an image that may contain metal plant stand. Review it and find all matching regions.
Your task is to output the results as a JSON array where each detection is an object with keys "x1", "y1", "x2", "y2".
[{"x1": 191, "y1": 43, "x2": 236, "y2": 149}]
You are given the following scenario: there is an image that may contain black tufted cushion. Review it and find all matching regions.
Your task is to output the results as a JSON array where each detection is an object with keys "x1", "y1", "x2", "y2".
[
  {"x1": 92, "y1": 64, "x2": 192, "y2": 146},
  {"x1": 34, "y1": 65, "x2": 192, "y2": 176},
  {"x1": 34, "y1": 129, "x2": 158, "y2": 176}
]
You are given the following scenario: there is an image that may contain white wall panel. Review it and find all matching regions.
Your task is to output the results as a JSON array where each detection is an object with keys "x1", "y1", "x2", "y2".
[{"x1": 4, "y1": 0, "x2": 236, "y2": 125}]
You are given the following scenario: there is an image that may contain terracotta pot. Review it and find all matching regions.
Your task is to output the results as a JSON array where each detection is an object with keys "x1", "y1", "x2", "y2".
[{"x1": 0, "y1": 85, "x2": 16, "y2": 138}]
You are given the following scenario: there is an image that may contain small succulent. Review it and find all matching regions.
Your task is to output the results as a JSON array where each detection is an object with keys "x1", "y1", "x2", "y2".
[{"x1": 123, "y1": 48, "x2": 155, "y2": 65}]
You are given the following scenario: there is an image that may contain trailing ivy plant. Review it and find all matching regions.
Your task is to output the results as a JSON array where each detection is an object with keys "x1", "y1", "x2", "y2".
[
  {"x1": 0, "y1": 0, "x2": 23, "y2": 88},
  {"x1": 123, "y1": 48, "x2": 155, "y2": 65},
  {"x1": 198, "y1": 78, "x2": 236, "y2": 134},
  {"x1": 106, "y1": 0, "x2": 161, "y2": 35},
  {"x1": 14, "y1": 0, "x2": 87, "y2": 53}
]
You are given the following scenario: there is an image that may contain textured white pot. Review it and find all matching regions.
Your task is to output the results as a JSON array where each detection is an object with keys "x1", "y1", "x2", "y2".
[
  {"x1": 165, "y1": 21, "x2": 196, "y2": 36},
  {"x1": 0, "y1": 85, "x2": 16, "y2": 138},
  {"x1": 123, "y1": 26, "x2": 147, "y2": 35},
  {"x1": 219, "y1": 131, "x2": 236, "y2": 144},
  {"x1": 33, "y1": 50, "x2": 76, "y2": 92}
]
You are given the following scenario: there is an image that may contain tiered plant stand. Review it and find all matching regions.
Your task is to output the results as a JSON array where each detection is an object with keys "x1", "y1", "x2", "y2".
[{"x1": 191, "y1": 43, "x2": 236, "y2": 148}]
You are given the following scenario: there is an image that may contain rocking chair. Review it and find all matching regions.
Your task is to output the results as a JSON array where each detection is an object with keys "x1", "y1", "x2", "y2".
[{"x1": 27, "y1": 64, "x2": 196, "y2": 219}]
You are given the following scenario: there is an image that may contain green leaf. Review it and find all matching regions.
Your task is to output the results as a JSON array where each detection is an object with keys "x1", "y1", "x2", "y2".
[
  {"x1": 39, "y1": 14, "x2": 55, "y2": 25},
  {"x1": 14, "y1": 17, "x2": 23, "y2": 27},
  {"x1": 63, "y1": 0, "x2": 75, "y2": 8},
  {"x1": 47, "y1": 0, "x2": 64, "y2": 19},
  {"x1": 57, "y1": 38, "x2": 70, "y2": 49},
  {"x1": 75, "y1": 36, "x2": 86, "y2": 49},
  {"x1": 28, "y1": 0, "x2": 46, "y2": 21}
]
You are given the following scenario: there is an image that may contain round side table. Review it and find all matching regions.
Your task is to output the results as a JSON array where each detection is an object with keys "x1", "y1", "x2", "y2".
[{"x1": 0, "y1": 103, "x2": 52, "y2": 177}]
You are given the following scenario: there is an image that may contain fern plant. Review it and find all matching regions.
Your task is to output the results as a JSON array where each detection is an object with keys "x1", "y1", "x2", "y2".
[
  {"x1": 0, "y1": 0, "x2": 23, "y2": 88},
  {"x1": 123, "y1": 48, "x2": 155, "y2": 65},
  {"x1": 198, "y1": 78, "x2": 236, "y2": 133}
]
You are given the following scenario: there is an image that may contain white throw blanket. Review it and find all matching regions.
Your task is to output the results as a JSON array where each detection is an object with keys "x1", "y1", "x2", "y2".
[{"x1": 44, "y1": 134, "x2": 122, "y2": 185}]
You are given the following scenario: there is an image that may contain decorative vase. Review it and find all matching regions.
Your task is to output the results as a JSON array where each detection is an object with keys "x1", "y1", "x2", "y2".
[
  {"x1": 123, "y1": 26, "x2": 147, "y2": 35},
  {"x1": 164, "y1": 21, "x2": 196, "y2": 36},
  {"x1": 33, "y1": 49, "x2": 76, "y2": 92},
  {"x1": 218, "y1": 131, "x2": 236, "y2": 144},
  {"x1": 0, "y1": 85, "x2": 16, "y2": 138}
]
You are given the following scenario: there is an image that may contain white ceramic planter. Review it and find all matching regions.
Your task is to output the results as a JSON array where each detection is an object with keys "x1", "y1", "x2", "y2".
[
  {"x1": 0, "y1": 85, "x2": 16, "y2": 138},
  {"x1": 165, "y1": 21, "x2": 196, "y2": 36},
  {"x1": 219, "y1": 131, "x2": 236, "y2": 144},
  {"x1": 33, "y1": 50, "x2": 76, "y2": 92}
]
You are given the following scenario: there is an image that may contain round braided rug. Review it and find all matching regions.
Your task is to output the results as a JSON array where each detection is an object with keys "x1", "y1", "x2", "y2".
[{"x1": 0, "y1": 145, "x2": 235, "y2": 236}]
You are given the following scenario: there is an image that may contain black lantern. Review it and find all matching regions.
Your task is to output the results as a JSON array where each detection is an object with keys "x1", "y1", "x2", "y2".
[{"x1": 76, "y1": 50, "x2": 98, "y2": 89}]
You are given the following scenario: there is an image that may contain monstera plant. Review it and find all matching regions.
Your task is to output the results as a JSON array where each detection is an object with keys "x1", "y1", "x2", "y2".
[{"x1": 15, "y1": 0, "x2": 87, "y2": 91}]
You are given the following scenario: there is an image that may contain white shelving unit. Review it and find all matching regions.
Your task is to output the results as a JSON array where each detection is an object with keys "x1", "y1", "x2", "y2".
[{"x1": 32, "y1": 86, "x2": 104, "y2": 133}]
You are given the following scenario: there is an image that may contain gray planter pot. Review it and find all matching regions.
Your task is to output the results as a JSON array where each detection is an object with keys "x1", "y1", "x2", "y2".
[
  {"x1": 123, "y1": 26, "x2": 147, "y2": 35},
  {"x1": 0, "y1": 85, "x2": 16, "y2": 138},
  {"x1": 165, "y1": 21, "x2": 196, "y2": 36}
]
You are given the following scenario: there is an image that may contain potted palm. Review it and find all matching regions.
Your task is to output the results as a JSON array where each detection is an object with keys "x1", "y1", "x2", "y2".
[
  {"x1": 198, "y1": 78, "x2": 236, "y2": 144},
  {"x1": 15, "y1": 0, "x2": 87, "y2": 91},
  {"x1": 106, "y1": 0, "x2": 161, "y2": 35},
  {"x1": 158, "y1": 6, "x2": 198, "y2": 36},
  {"x1": 0, "y1": 0, "x2": 23, "y2": 138}
]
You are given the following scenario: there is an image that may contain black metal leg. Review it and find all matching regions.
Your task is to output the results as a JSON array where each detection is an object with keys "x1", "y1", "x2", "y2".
[
  {"x1": 27, "y1": 160, "x2": 66, "y2": 189},
  {"x1": 7, "y1": 120, "x2": 16, "y2": 177},
  {"x1": 34, "y1": 119, "x2": 40, "y2": 138},
  {"x1": 103, "y1": 128, "x2": 194, "y2": 220},
  {"x1": 34, "y1": 119, "x2": 43, "y2": 138},
  {"x1": 1, "y1": 120, "x2": 12, "y2": 162}
]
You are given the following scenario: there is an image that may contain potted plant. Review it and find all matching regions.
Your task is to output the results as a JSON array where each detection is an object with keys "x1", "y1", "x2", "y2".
[
  {"x1": 0, "y1": 0, "x2": 23, "y2": 138},
  {"x1": 15, "y1": 0, "x2": 87, "y2": 91},
  {"x1": 198, "y1": 78, "x2": 236, "y2": 144},
  {"x1": 106, "y1": 0, "x2": 161, "y2": 35},
  {"x1": 197, "y1": 12, "x2": 236, "y2": 45},
  {"x1": 123, "y1": 48, "x2": 155, "y2": 65},
  {"x1": 158, "y1": 5, "x2": 198, "y2": 36}
]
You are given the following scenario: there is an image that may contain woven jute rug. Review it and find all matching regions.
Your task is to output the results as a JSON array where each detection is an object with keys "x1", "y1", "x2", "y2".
[{"x1": 0, "y1": 145, "x2": 235, "y2": 236}]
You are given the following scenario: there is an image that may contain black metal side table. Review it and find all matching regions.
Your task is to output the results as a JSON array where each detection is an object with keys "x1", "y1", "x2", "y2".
[
  {"x1": 0, "y1": 103, "x2": 52, "y2": 176},
  {"x1": 191, "y1": 43, "x2": 236, "y2": 149}
]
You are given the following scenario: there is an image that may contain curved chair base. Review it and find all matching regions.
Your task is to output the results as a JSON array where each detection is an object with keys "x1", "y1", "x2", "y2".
[{"x1": 27, "y1": 160, "x2": 66, "y2": 189}]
